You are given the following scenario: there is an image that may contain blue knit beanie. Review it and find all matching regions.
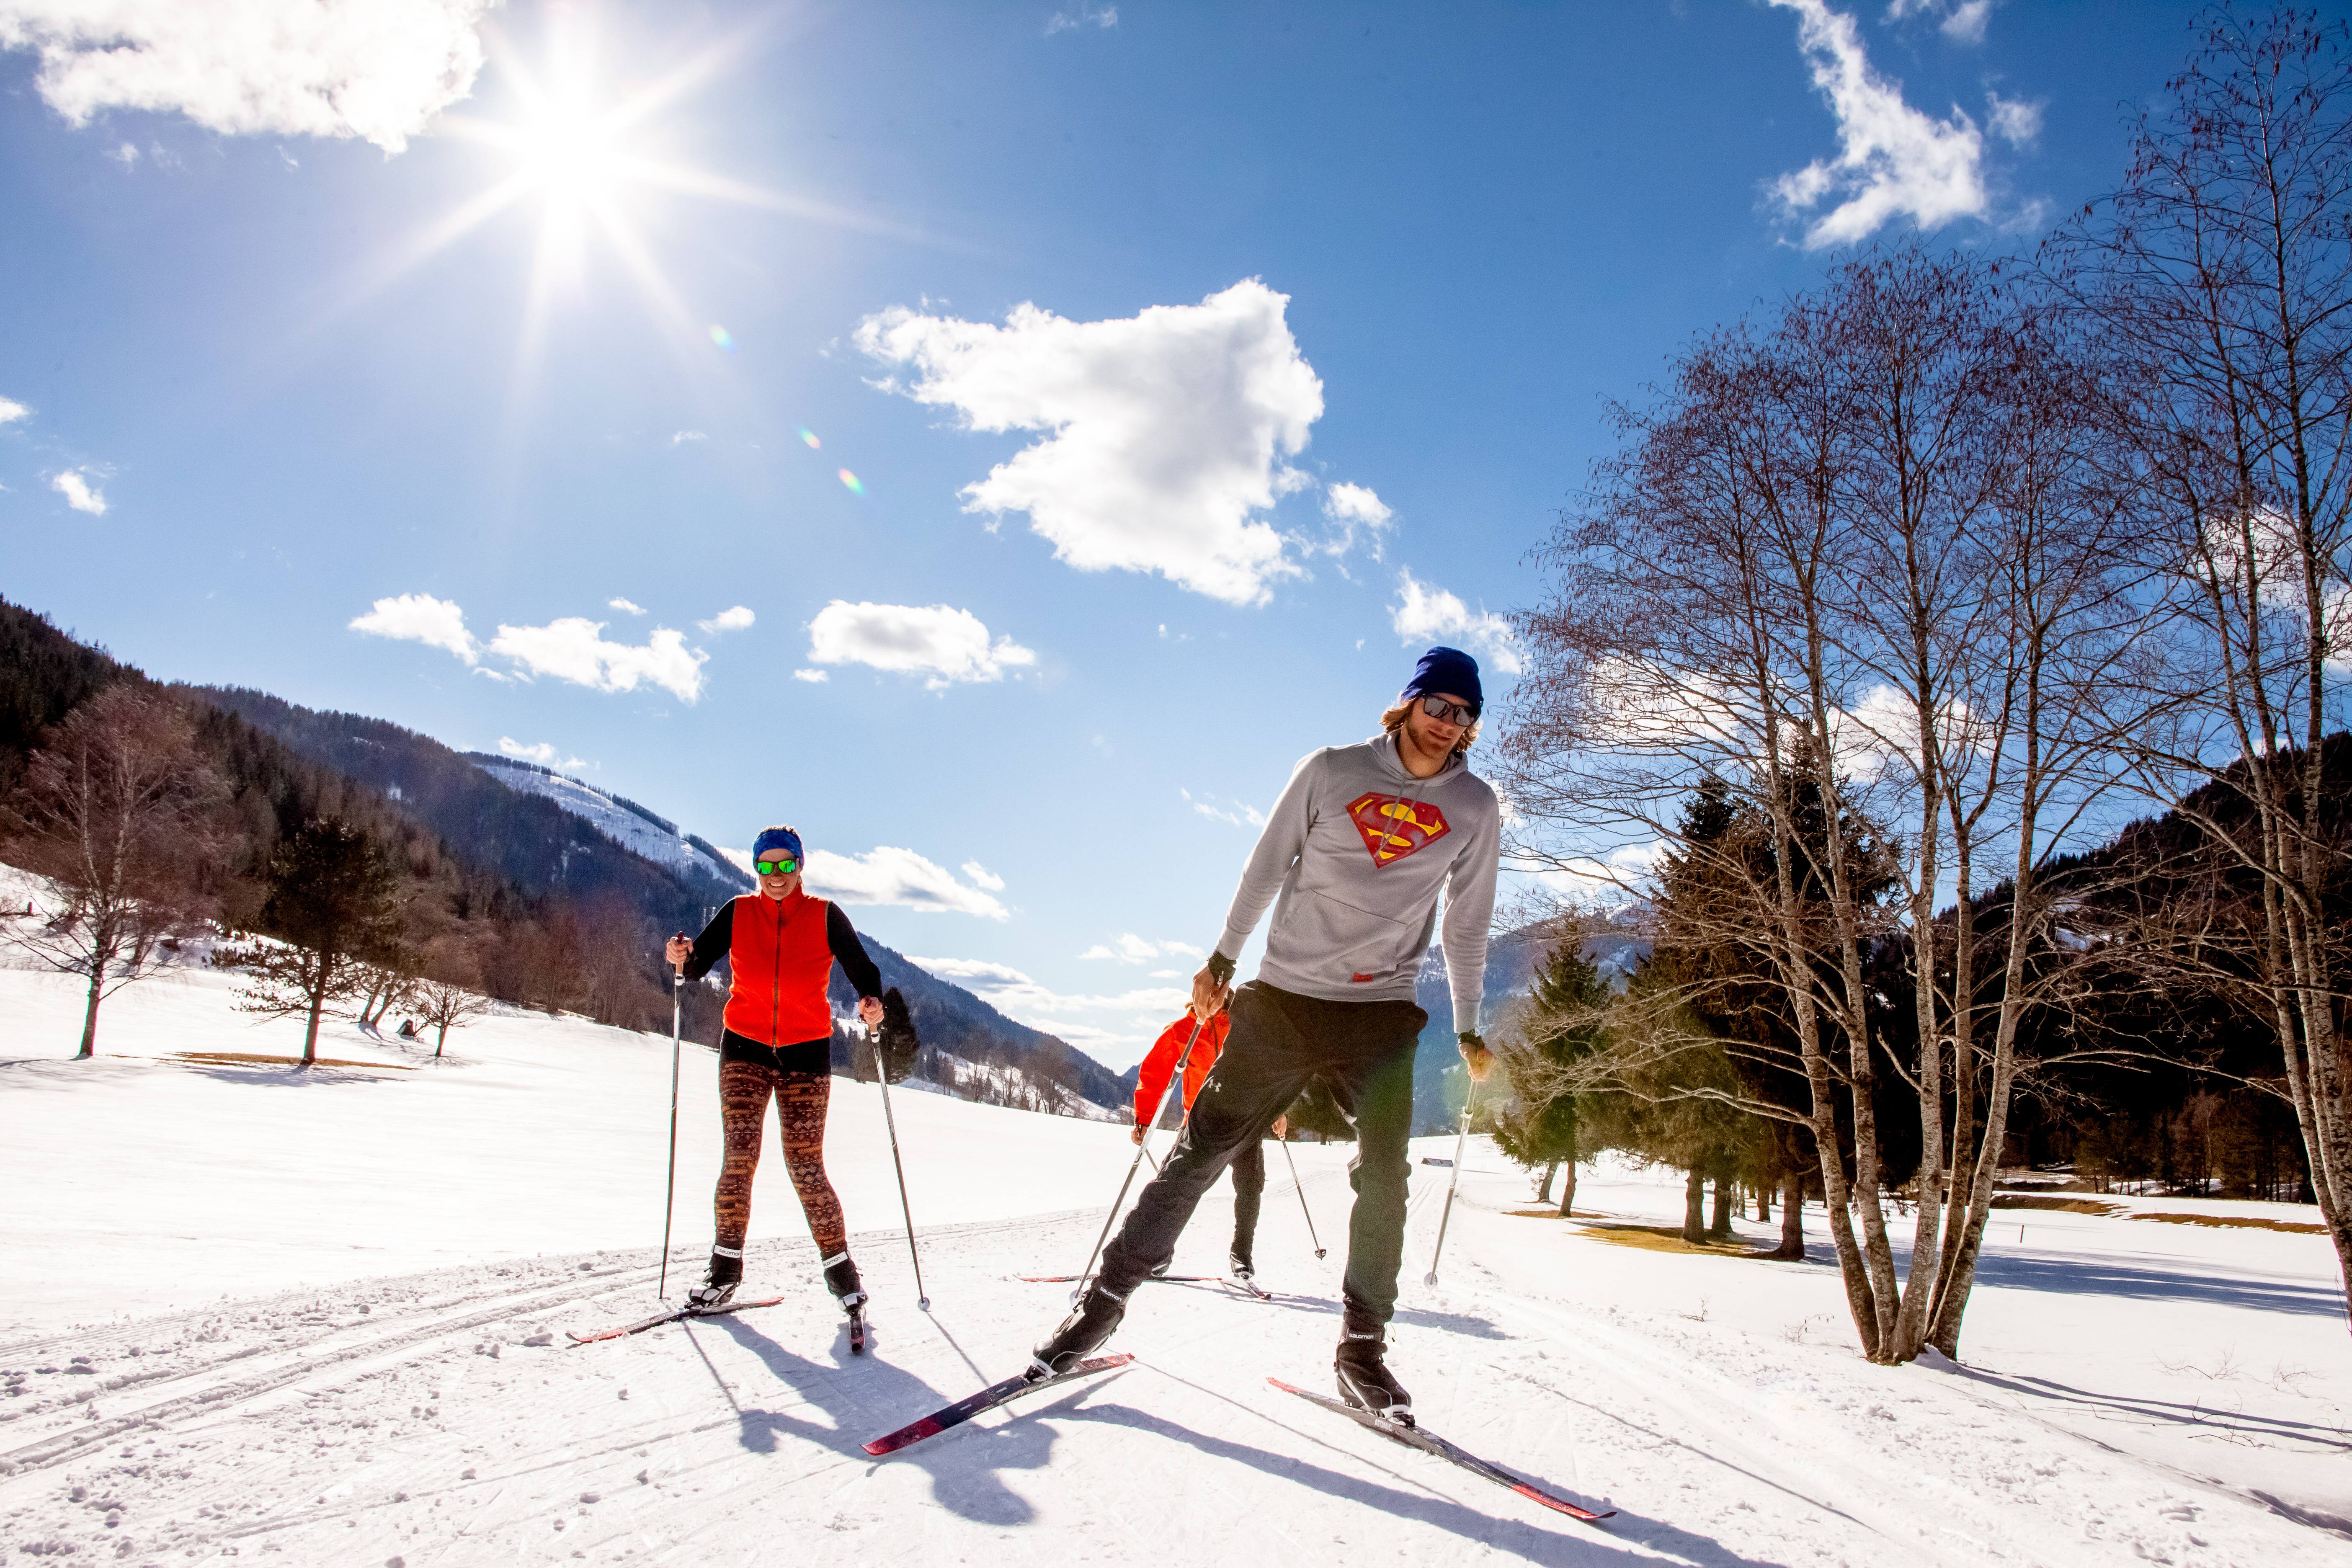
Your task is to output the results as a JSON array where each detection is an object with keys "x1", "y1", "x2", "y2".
[
  {"x1": 1401, "y1": 647, "x2": 1483, "y2": 715},
  {"x1": 751, "y1": 825, "x2": 804, "y2": 862}
]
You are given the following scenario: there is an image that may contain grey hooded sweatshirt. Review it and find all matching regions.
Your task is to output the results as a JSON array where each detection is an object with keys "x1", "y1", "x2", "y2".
[{"x1": 1212, "y1": 732, "x2": 1501, "y2": 1034}]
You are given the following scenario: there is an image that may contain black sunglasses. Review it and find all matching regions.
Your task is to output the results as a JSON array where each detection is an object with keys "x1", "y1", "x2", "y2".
[{"x1": 1417, "y1": 694, "x2": 1478, "y2": 727}]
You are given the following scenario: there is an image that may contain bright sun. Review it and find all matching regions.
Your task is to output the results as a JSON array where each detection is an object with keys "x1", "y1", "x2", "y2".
[{"x1": 515, "y1": 98, "x2": 619, "y2": 206}]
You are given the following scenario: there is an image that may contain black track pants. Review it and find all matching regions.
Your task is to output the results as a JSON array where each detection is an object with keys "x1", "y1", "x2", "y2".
[
  {"x1": 1229, "y1": 1138, "x2": 1264, "y2": 1260},
  {"x1": 1101, "y1": 982, "x2": 1423, "y2": 1325}
]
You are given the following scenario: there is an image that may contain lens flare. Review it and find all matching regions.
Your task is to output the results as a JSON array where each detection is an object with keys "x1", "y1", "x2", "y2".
[
  {"x1": 708, "y1": 325, "x2": 734, "y2": 351},
  {"x1": 799, "y1": 428, "x2": 820, "y2": 449},
  {"x1": 838, "y1": 469, "x2": 864, "y2": 495}
]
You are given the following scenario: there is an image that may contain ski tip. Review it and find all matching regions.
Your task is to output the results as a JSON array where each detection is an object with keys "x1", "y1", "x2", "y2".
[
  {"x1": 1515, "y1": 1483, "x2": 1614, "y2": 1522},
  {"x1": 862, "y1": 1418, "x2": 941, "y2": 1457}
]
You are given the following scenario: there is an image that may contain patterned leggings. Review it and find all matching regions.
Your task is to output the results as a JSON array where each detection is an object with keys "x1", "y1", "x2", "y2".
[{"x1": 713, "y1": 1060, "x2": 845, "y2": 1258}]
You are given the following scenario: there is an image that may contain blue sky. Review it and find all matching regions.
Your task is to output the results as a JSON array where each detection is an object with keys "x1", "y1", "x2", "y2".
[{"x1": 0, "y1": 0, "x2": 2234, "y2": 1068}]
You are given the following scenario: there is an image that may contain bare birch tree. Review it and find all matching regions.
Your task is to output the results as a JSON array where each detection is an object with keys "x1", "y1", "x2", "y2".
[
  {"x1": 2048, "y1": 7, "x2": 2352, "y2": 1327},
  {"x1": 1506, "y1": 244, "x2": 2156, "y2": 1361},
  {"x1": 4, "y1": 686, "x2": 222, "y2": 1058}
]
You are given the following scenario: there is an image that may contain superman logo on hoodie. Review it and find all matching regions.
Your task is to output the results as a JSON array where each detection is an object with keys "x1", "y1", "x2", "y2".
[{"x1": 1346, "y1": 792, "x2": 1452, "y2": 867}]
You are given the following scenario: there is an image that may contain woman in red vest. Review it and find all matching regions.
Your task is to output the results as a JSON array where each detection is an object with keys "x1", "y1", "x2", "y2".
[{"x1": 665, "y1": 825, "x2": 884, "y2": 1325}]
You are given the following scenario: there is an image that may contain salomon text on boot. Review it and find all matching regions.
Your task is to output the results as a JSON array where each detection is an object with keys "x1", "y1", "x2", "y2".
[
  {"x1": 1028, "y1": 1281, "x2": 1127, "y2": 1380},
  {"x1": 1335, "y1": 1321, "x2": 1413, "y2": 1425},
  {"x1": 688, "y1": 1246, "x2": 743, "y2": 1312}
]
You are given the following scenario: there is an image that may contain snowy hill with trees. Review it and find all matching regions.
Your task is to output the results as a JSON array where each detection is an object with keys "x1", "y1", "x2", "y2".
[
  {"x1": 2, "y1": 960, "x2": 2347, "y2": 1565},
  {"x1": 465, "y1": 753, "x2": 748, "y2": 895}
]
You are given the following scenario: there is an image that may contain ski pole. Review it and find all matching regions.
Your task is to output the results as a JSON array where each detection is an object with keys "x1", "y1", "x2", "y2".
[
  {"x1": 1279, "y1": 1136, "x2": 1326, "y2": 1259},
  {"x1": 658, "y1": 959, "x2": 684, "y2": 1298},
  {"x1": 1423, "y1": 1089, "x2": 1476, "y2": 1288},
  {"x1": 873, "y1": 1057, "x2": 931, "y2": 1311},
  {"x1": 1068, "y1": 1007, "x2": 1214, "y2": 1303}
]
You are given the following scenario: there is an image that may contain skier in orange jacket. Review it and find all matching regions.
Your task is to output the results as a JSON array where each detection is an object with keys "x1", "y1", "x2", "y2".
[{"x1": 1130, "y1": 1008, "x2": 1285, "y2": 1284}]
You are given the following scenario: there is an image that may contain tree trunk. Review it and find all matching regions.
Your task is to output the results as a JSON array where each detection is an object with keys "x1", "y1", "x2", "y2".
[
  {"x1": 1536, "y1": 1161, "x2": 1558, "y2": 1204},
  {"x1": 77, "y1": 973, "x2": 102, "y2": 1059},
  {"x1": 301, "y1": 958, "x2": 329, "y2": 1068},
  {"x1": 1710, "y1": 1172, "x2": 1734, "y2": 1238},
  {"x1": 1777, "y1": 1171, "x2": 1805, "y2": 1259},
  {"x1": 1757, "y1": 1182, "x2": 1772, "y2": 1222},
  {"x1": 1682, "y1": 1167, "x2": 1706, "y2": 1242},
  {"x1": 1558, "y1": 1159, "x2": 1577, "y2": 1219}
]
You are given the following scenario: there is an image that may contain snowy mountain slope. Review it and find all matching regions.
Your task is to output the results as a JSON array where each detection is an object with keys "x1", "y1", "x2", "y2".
[
  {"x1": 3, "y1": 965, "x2": 2349, "y2": 1565},
  {"x1": 469, "y1": 754, "x2": 749, "y2": 894}
]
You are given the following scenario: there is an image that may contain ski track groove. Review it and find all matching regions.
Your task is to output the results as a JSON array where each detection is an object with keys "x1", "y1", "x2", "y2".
[{"x1": 0, "y1": 1206, "x2": 1088, "y2": 1480}]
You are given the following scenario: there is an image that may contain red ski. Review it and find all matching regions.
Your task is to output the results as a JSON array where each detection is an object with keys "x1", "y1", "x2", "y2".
[
  {"x1": 1269, "y1": 1378, "x2": 1614, "y2": 1524},
  {"x1": 566, "y1": 1295, "x2": 786, "y2": 1344},
  {"x1": 864, "y1": 1354, "x2": 1132, "y2": 1456}
]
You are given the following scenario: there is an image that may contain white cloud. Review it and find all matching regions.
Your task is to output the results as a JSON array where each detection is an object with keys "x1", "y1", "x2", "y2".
[
  {"x1": 907, "y1": 953, "x2": 1186, "y2": 1036},
  {"x1": 1181, "y1": 787, "x2": 1267, "y2": 829},
  {"x1": 350, "y1": 592, "x2": 478, "y2": 663},
  {"x1": 49, "y1": 469, "x2": 104, "y2": 514},
  {"x1": 806, "y1": 601, "x2": 1037, "y2": 689},
  {"x1": 496, "y1": 737, "x2": 587, "y2": 770},
  {"x1": 962, "y1": 861, "x2": 1006, "y2": 892},
  {"x1": 1079, "y1": 933, "x2": 1204, "y2": 965},
  {"x1": 1767, "y1": 0, "x2": 1987, "y2": 249},
  {"x1": 487, "y1": 619, "x2": 707, "y2": 702},
  {"x1": 1044, "y1": 4, "x2": 1117, "y2": 35},
  {"x1": 698, "y1": 605, "x2": 755, "y2": 634},
  {"x1": 1388, "y1": 569, "x2": 1523, "y2": 676},
  {"x1": 1986, "y1": 91, "x2": 2043, "y2": 147},
  {"x1": 608, "y1": 598, "x2": 646, "y2": 615},
  {"x1": 804, "y1": 846, "x2": 1010, "y2": 919},
  {"x1": 1315, "y1": 481, "x2": 1394, "y2": 560},
  {"x1": 0, "y1": 396, "x2": 27, "y2": 423},
  {"x1": 670, "y1": 430, "x2": 707, "y2": 446},
  {"x1": 103, "y1": 139, "x2": 137, "y2": 168},
  {"x1": 855, "y1": 279, "x2": 1328, "y2": 606},
  {"x1": 792, "y1": 668, "x2": 829, "y2": 683},
  {"x1": 0, "y1": 0, "x2": 493, "y2": 155},
  {"x1": 1941, "y1": 0, "x2": 1990, "y2": 44}
]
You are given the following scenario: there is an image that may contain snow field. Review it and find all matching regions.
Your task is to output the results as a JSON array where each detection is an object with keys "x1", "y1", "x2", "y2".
[{"x1": 3, "y1": 962, "x2": 2349, "y2": 1565}]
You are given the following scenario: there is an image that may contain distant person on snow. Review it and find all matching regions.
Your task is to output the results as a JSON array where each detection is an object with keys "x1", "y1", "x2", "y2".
[
  {"x1": 1130, "y1": 1006, "x2": 1286, "y2": 1285},
  {"x1": 665, "y1": 826, "x2": 885, "y2": 1326},
  {"x1": 1029, "y1": 647, "x2": 1501, "y2": 1425}
]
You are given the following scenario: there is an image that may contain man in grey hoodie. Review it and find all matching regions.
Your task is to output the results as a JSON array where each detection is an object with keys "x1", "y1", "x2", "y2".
[{"x1": 1029, "y1": 647, "x2": 1501, "y2": 1424}]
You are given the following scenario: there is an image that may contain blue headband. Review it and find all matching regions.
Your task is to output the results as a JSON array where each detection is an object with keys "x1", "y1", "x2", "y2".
[{"x1": 751, "y1": 825, "x2": 803, "y2": 863}]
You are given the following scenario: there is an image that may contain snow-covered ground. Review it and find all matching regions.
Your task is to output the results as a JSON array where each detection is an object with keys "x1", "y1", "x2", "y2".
[
  {"x1": 3, "y1": 959, "x2": 2349, "y2": 1566},
  {"x1": 473, "y1": 759, "x2": 746, "y2": 891}
]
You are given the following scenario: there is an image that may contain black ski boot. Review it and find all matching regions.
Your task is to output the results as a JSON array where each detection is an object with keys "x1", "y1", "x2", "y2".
[
  {"x1": 1147, "y1": 1259, "x2": 1172, "y2": 1279},
  {"x1": 1028, "y1": 1280, "x2": 1127, "y2": 1380},
  {"x1": 1228, "y1": 1246, "x2": 1255, "y2": 1284},
  {"x1": 823, "y1": 1251, "x2": 869, "y2": 1355},
  {"x1": 1335, "y1": 1321, "x2": 1413, "y2": 1426},
  {"x1": 688, "y1": 1246, "x2": 743, "y2": 1312}
]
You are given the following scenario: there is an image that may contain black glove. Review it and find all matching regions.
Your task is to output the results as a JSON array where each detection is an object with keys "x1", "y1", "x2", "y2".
[
  {"x1": 877, "y1": 987, "x2": 921, "y2": 1085},
  {"x1": 1458, "y1": 1030, "x2": 1486, "y2": 1051},
  {"x1": 1206, "y1": 951, "x2": 1236, "y2": 987}
]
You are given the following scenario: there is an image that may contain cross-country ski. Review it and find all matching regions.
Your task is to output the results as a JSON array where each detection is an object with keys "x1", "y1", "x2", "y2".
[
  {"x1": 565, "y1": 1294, "x2": 787, "y2": 1344},
  {"x1": 862, "y1": 1354, "x2": 1134, "y2": 1456},
  {"x1": 1269, "y1": 1378, "x2": 1617, "y2": 1523}
]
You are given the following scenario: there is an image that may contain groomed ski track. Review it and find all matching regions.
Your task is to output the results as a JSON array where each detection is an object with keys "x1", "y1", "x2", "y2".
[
  {"x1": 4, "y1": 1186, "x2": 2344, "y2": 1565},
  {"x1": 3, "y1": 969, "x2": 2348, "y2": 1565}
]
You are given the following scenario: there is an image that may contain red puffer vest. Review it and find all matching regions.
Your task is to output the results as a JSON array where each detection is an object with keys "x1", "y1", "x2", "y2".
[{"x1": 721, "y1": 891, "x2": 837, "y2": 1047}]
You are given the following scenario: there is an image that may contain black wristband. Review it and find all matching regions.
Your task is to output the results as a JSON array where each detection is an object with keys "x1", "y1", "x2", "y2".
[{"x1": 1206, "y1": 952, "x2": 1236, "y2": 986}]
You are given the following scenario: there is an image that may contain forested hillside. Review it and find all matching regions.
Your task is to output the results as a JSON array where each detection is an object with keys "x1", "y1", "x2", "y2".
[{"x1": 0, "y1": 597, "x2": 1123, "y2": 1114}]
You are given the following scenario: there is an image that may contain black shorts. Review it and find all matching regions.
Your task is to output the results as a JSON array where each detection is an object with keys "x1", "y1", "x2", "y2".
[{"x1": 719, "y1": 1028, "x2": 832, "y2": 1076}]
